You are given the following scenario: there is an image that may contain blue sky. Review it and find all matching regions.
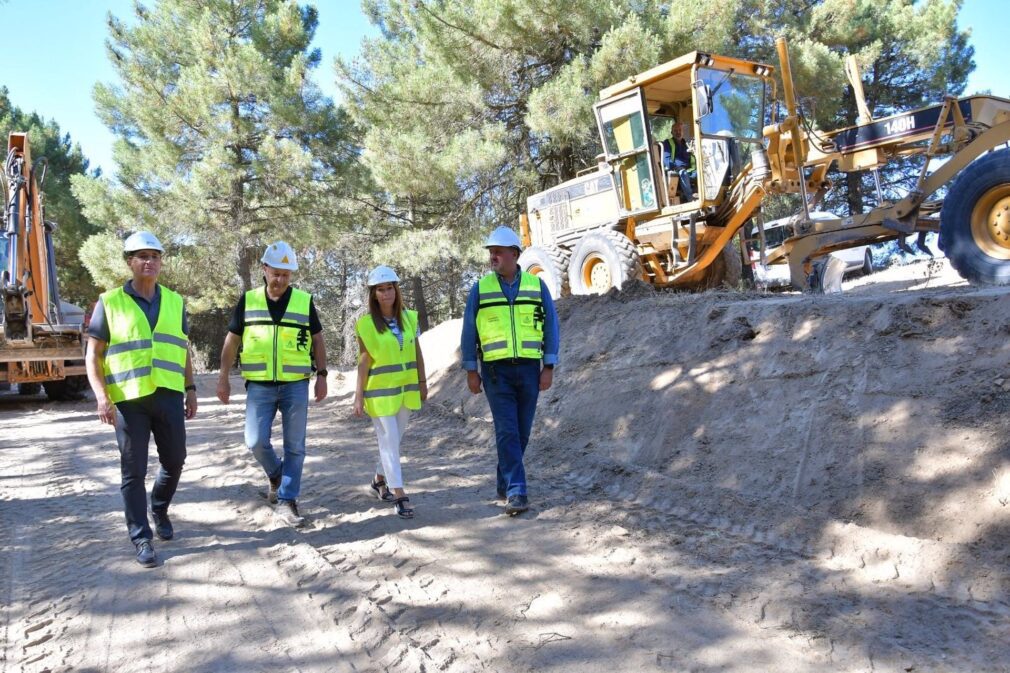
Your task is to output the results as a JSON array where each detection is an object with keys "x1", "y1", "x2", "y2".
[
  {"x1": 1, "y1": 0, "x2": 1005, "y2": 176},
  {"x1": 1, "y1": 0, "x2": 377, "y2": 173}
]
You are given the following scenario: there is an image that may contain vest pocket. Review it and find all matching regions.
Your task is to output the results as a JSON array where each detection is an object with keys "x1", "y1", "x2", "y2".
[{"x1": 239, "y1": 352, "x2": 268, "y2": 374}]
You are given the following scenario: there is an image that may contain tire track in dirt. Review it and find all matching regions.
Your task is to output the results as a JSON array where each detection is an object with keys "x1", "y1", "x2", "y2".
[
  {"x1": 559, "y1": 457, "x2": 1010, "y2": 672},
  {"x1": 205, "y1": 397, "x2": 505, "y2": 673},
  {"x1": 0, "y1": 401, "x2": 118, "y2": 673}
]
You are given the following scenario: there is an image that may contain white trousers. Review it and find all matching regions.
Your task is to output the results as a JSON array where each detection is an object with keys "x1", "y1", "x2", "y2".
[{"x1": 372, "y1": 407, "x2": 412, "y2": 489}]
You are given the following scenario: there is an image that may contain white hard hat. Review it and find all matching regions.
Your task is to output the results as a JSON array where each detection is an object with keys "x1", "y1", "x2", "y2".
[
  {"x1": 484, "y1": 226, "x2": 522, "y2": 251},
  {"x1": 123, "y1": 231, "x2": 164, "y2": 254},
  {"x1": 261, "y1": 241, "x2": 298, "y2": 271},
  {"x1": 367, "y1": 265, "x2": 400, "y2": 286}
]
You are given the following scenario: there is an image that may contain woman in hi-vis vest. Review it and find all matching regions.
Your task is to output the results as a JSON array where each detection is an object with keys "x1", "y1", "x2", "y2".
[{"x1": 353, "y1": 265, "x2": 427, "y2": 519}]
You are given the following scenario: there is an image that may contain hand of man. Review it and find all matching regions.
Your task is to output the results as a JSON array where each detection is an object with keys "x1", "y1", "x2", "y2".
[
  {"x1": 97, "y1": 395, "x2": 116, "y2": 426},
  {"x1": 466, "y1": 370, "x2": 483, "y2": 394},
  {"x1": 314, "y1": 375, "x2": 328, "y2": 402},
  {"x1": 185, "y1": 390, "x2": 198, "y2": 419},
  {"x1": 216, "y1": 377, "x2": 230, "y2": 404},
  {"x1": 419, "y1": 380, "x2": 428, "y2": 402},
  {"x1": 539, "y1": 367, "x2": 554, "y2": 392},
  {"x1": 353, "y1": 395, "x2": 364, "y2": 417}
]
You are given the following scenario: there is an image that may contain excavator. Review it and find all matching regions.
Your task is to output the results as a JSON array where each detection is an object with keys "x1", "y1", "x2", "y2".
[{"x1": 0, "y1": 132, "x2": 88, "y2": 399}]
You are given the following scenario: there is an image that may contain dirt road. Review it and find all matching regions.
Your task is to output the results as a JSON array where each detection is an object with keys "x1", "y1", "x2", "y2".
[{"x1": 2, "y1": 259, "x2": 1008, "y2": 673}]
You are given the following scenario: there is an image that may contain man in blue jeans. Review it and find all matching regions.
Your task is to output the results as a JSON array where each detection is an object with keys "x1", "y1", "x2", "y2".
[
  {"x1": 461, "y1": 226, "x2": 560, "y2": 516},
  {"x1": 216, "y1": 241, "x2": 328, "y2": 526}
]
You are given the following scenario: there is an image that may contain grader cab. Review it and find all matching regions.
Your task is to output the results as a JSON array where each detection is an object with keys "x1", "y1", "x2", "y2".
[{"x1": 520, "y1": 39, "x2": 1010, "y2": 295}]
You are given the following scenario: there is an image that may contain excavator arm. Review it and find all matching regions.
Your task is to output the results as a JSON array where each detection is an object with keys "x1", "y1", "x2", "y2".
[{"x1": 1, "y1": 133, "x2": 86, "y2": 396}]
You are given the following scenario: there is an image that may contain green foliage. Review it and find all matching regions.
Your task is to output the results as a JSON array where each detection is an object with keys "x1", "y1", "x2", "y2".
[
  {"x1": 798, "y1": 0, "x2": 974, "y2": 215},
  {"x1": 73, "y1": 0, "x2": 366, "y2": 312},
  {"x1": 0, "y1": 87, "x2": 99, "y2": 306}
]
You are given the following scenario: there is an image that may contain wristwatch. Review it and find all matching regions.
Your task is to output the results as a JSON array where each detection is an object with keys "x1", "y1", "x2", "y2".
[
  {"x1": 185, "y1": 384, "x2": 197, "y2": 392},
  {"x1": 316, "y1": 369, "x2": 328, "y2": 377},
  {"x1": 543, "y1": 364, "x2": 554, "y2": 370}
]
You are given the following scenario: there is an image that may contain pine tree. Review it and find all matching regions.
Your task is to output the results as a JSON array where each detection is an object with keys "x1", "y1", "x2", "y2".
[{"x1": 72, "y1": 0, "x2": 364, "y2": 310}]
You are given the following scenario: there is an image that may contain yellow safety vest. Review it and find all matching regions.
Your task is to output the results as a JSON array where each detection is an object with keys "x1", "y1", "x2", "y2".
[
  {"x1": 355, "y1": 310, "x2": 421, "y2": 417},
  {"x1": 476, "y1": 272, "x2": 544, "y2": 362},
  {"x1": 101, "y1": 285, "x2": 188, "y2": 403},
  {"x1": 240, "y1": 287, "x2": 313, "y2": 382}
]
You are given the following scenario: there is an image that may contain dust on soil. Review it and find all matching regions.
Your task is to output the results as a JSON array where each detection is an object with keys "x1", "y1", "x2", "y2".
[{"x1": 2, "y1": 258, "x2": 1009, "y2": 673}]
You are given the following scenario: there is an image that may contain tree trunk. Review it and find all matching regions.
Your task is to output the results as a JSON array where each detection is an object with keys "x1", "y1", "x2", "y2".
[
  {"x1": 412, "y1": 275, "x2": 429, "y2": 333},
  {"x1": 231, "y1": 97, "x2": 249, "y2": 290},
  {"x1": 337, "y1": 254, "x2": 349, "y2": 361},
  {"x1": 238, "y1": 246, "x2": 257, "y2": 292},
  {"x1": 845, "y1": 171, "x2": 864, "y2": 218}
]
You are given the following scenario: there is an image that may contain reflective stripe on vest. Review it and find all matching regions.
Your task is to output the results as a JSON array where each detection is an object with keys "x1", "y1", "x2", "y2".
[
  {"x1": 240, "y1": 287, "x2": 313, "y2": 382},
  {"x1": 355, "y1": 309, "x2": 420, "y2": 417},
  {"x1": 101, "y1": 285, "x2": 188, "y2": 403},
  {"x1": 475, "y1": 272, "x2": 544, "y2": 362}
]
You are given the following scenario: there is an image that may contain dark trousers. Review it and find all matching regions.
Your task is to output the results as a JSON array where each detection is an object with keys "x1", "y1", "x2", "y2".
[
  {"x1": 113, "y1": 387, "x2": 187, "y2": 544},
  {"x1": 481, "y1": 361, "x2": 541, "y2": 497}
]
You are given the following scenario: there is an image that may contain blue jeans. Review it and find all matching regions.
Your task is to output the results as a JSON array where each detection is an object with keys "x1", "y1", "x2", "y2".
[
  {"x1": 114, "y1": 388, "x2": 187, "y2": 544},
  {"x1": 481, "y1": 361, "x2": 541, "y2": 497},
  {"x1": 245, "y1": 379, "x2": 308, "y2": 501}
]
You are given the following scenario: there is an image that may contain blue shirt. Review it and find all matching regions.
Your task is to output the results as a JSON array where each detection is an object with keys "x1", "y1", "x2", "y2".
[
  {"x1": 87, "y1": 281, "x2": 188, "y2": 342},
  {"x1": 385, "y1": 316, "x2": 420, "y2": 349},
  {"x1": 460, "y1": 270, "x2": 559, "y2": 371}
]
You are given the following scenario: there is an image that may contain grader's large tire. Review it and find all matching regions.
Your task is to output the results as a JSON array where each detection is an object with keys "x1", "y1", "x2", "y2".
[
  {"x1": 696, "y1": 241, "x2": 744, "y2": 290},
  {"x1": 17, "y1": 382, "x2": 42, "y2": 395},
  {"x1": 939, "y1": 148, "x2": 1010, "y2": 286},
  {"x1": 518, "y1": 245, "x2": 570, "y2": 298},
  {"x1": 44, "y1": 375, "x2": 89, "y2": 401},
  {"x1": 568, "y1": 230, "x2": 642, "y2": 295}
]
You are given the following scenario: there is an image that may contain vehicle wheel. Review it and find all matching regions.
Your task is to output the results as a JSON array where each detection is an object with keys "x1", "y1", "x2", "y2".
[
  {"x1": 862, "y1": 248, "x2": 874, "y2": 276},
  {"x1": 939, "y1": 148, "x2": 1010, "y2": 285},
  {"x1": 808, "y1": 255, "x2": 846, "y2": 293},
  {"x1": 44, "y1": 375, "x2": 89, "y2": 401},
  {"x1": 568, "y1": 230, "x2": 642, "y2": 295},
  {"x1": 518, "y1": 245, "x2": 570, "y2": 298},
  {"x1": 17, "y1": 382, "x2": 42, "y2": 395},
  {"x1": 696, "y1": 241, "x2": 744, "y2": 290}
]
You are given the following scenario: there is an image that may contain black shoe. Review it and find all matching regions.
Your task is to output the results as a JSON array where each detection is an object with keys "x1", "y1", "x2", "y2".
[
  {"x1": 370, "y1": 477, "x2": 395, "y2": 502},
  {"x1": 135, "y1": 539, "x2": 157, "y2": 567},
  {"x1": 504, "y1": 495, "x2": 529, "y2": 516},
  {"x1": 496, "y1": 488, "x2": 507, "y2": 501},
  {"x1": 393, "y1": 496, "x2": 414, "y2": 519},
  {"x1": 276, "y1": 499, "x2": 304, "y2": 526},
  {"x1": 151, "y1": 510, "x2": 174, "y2": 540},
  {"x1": 267, "y1": 471, "x2": 282, "y2": 504}
]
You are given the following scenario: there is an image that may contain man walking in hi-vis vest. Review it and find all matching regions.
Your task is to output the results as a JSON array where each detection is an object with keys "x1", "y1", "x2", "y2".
[
  {"x1": 460, "y1": 226, "x2": 560, "y2": 516},
  {"x1": 217, "y1": 241, "x2": 328, "y2": 526},
  {"x1": 85, "y1": 231, "x2": 198, "y2": 568}
]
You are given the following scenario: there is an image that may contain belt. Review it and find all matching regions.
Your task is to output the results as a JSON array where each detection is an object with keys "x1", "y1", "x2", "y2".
[{"x1": 483, "y1": 357, "x2": 541, "y2": 366}]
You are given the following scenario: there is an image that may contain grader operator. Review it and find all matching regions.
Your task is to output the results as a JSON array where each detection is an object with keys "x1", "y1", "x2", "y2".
[
  {"x1": 0, "y1": 132, "x2": 88, "y2": 399},
  {"x1": 520, "y1": 39, "x2": 1010, "y2": 294}
]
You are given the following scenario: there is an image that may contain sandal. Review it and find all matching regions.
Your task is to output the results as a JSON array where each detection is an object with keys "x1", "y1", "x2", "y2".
[
  {"x1": 393, "y1": 497, "x2": 414, "y2": 519},
  {"x1": 370, "y1": 477, "x2": 394, "y2": 502}
]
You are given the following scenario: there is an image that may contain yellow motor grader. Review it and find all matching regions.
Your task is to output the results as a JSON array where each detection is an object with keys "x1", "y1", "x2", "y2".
[
  {"x1": 1, "y1": 132, "x2": 88, "y2": 399},
  {"x1": 519, "y1": 39, "x2": 1010, "y2": 294}
]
